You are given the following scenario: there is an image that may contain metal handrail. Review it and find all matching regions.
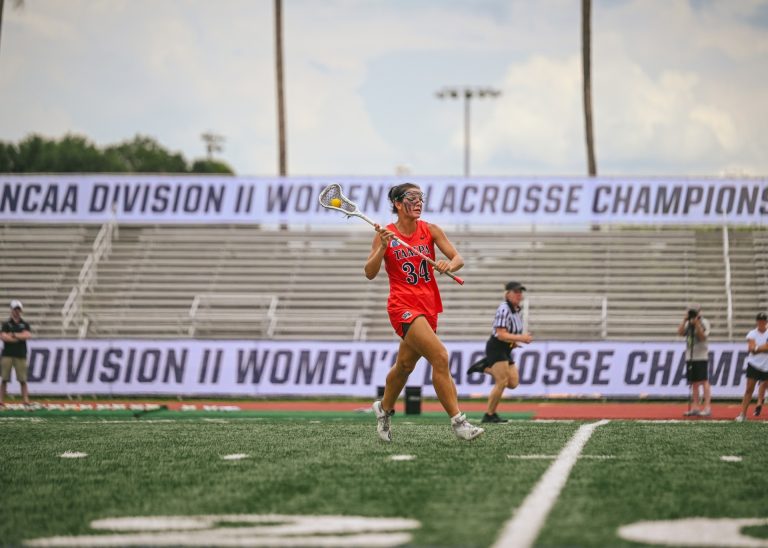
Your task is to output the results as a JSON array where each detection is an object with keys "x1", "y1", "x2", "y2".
[
  {"x1": 61, "y1": 286, "x2": 80, "y2": 331},
  {"x1": 61, "y1": 216, "x2": 117, "y2": 334},
  {"x1": 353, "y1": 318, "x2": 366, "y2": 341},
  {"x1": 722, "y1": 225, "x2": 734, "y2": 340}
]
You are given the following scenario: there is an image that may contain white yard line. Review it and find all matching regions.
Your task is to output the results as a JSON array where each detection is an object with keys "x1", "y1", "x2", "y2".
[
  {"x1": 73, "y1": 420, "x2": 180, "y2": 424},
  {"x1": 637, "y1": 420, "x2": 733, "y2": 424},
  {"x1": 507, "y1": 454, "x2": 615, "y2": 460},
  {"x1": 492, "y1": 419, "x2": 610, "y2": 548},
  {"x1": 221, "y1": 454, "x2": 249, "y2": 461},
  {"x1": 59, "y1": 451, "x2": 88, "y2": 458}
]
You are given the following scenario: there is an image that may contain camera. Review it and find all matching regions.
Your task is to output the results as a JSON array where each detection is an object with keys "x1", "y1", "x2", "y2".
[{"x1": 687, "y1": 309, "x2": 699, "y2": 320}]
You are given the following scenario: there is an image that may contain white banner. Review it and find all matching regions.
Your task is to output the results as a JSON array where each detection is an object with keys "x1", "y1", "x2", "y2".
[
  {"x1": 1, "y1": 175, "x2": 766, "y2": 225},
  {"x1": 18, "y1": 339, "x2": 750, "y2": 398}
]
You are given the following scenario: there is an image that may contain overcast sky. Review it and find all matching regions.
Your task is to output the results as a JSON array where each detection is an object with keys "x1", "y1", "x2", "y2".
[{"x1": 1, "y1": 0, "x2": 767, "y2": 177}]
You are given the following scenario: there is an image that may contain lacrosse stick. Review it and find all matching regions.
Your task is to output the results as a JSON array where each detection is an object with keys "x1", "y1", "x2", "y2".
[{"x1": 318, "y1": 183, "x2": 464, "y2": 285}]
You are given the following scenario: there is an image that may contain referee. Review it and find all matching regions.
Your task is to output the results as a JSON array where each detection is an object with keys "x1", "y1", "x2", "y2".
[{"x1": 467, "y1": 281, "x2": 534, "y2": 423}]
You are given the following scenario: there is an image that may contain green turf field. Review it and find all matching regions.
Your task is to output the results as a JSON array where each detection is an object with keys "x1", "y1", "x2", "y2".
[{"x1": 1, "y1": 414, "x2": 766, "y2": 547}]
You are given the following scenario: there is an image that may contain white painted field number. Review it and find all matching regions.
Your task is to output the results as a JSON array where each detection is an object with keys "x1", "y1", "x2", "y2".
[
  {"x1": 619, "y1": 517, "x2": 768, "y2": 546},
  {"x1": 25, "y1": 514, "x2": 421, "y2": 547}
]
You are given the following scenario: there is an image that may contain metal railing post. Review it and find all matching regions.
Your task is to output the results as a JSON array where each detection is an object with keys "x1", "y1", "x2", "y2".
[
  {"x1": 722, "y1": 225, "x2": 734, "y2": 340},
  {"x1": 601, "y1": 296, "x2": 608, "y2": 340},
  {"x1": 60, "y1": 215, "x2": 117, "y2": 337}
]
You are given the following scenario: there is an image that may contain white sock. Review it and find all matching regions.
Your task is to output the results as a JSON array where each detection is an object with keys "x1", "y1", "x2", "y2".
[{"x1": 451, "y1": 412, "x2": 463, "y2": 423}]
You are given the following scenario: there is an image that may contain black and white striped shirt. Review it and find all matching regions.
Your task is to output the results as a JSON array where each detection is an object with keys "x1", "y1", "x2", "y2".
[{"x1": 491, "y1": 301, "x2": 523, "y2": 339}]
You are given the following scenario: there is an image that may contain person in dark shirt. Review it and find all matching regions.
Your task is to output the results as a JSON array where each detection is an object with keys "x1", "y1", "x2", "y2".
[{"x1": 1, "y1": 300, "x2": 33, "y2": 406}]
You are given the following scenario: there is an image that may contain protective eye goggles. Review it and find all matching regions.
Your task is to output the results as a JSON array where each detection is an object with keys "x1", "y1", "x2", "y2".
[{"x1": 399, "y1": 191, "x2": 426, "y2": 204}]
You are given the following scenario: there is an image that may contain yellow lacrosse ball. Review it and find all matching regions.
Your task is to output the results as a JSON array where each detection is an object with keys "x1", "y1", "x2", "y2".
[{"x1": 330, "y1": 198, "x2": 342, "y2": 207}]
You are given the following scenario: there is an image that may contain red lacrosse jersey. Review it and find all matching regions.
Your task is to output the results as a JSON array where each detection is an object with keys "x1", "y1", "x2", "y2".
[{"x1": 384, "y1": 220, "x2": 443, "y2": 318}]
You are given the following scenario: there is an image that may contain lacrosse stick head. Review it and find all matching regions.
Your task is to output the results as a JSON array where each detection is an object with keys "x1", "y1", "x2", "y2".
[{"x1": 318, "y1": 183, "x2": 359, "y2": 216}]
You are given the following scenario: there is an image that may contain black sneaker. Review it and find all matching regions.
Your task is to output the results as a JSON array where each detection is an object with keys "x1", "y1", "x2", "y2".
[
  {"x1": 481, "y1": 413, "x2": 508, "y2": 423},
  {"x1": 468, "y1": 357, "x2": 489, "y2": 376},
  {"x1": 754, "y1": 405, "x2": 762, "y2": 417}
]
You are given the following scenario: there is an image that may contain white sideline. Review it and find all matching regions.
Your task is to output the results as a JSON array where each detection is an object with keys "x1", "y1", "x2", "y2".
[{"x1": 492, "y1": 419, "x2": 610, "y2": 548}]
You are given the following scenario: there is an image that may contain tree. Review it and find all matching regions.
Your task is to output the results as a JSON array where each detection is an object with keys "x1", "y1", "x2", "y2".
[
  {"x1": 12, "y1": 134, "x2": 120, "y2": 172},
  {"x1": 0, "y1": 133, "x2": 236, "y2": 173},
  {"x1": 105, "y1": 135, "x2": 188, "y2": 173},
  {"x1": 191, "y1": 159, "x2": 235, "y2": 174},
  {"x1": 0, "y1": 139, "x2": 18, "y2": 171}
]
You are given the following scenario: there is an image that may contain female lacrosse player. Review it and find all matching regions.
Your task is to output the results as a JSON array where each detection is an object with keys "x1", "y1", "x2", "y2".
[
  {"x1": 467, "y1": 282, "x2": 533, "y2": 423},
  {"x1": 735, "y1": 312, "x2": 768, "y2": 421},
  {"x1": 364, "y1": 182, "x2": 484, "y2": 442}
]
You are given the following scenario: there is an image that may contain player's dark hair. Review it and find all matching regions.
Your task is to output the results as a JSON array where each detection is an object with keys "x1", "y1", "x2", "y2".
[{"x1": 388, "y1": 183, "x2": 420, "y2": 213}]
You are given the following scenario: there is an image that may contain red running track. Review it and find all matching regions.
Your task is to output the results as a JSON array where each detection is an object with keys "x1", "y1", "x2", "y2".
[
  {"x1": 29, "y1": 399, "x2": 766, "y2": 421},
  {"x1": 224, "y1": 400, "x2": 764, "y2": 420}
]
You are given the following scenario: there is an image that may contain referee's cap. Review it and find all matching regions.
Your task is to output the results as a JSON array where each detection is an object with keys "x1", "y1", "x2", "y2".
[
  {"x1": 757, "y1": 312, "x2": 768, "y2": 321},
  {"x1": 10, "y1": 299, "x2": 23, "y2": 310},
  {"x1": 505, "y1": 281, "x2": 526, "y2": 292}
]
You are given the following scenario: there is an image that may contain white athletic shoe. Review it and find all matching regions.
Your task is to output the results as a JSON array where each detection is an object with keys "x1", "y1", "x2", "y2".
[
  {"x1": 373, "y1": 400, "x2": 393, "y2": 442},
  {"x1": 735, "y1": 413, "x2": 746, "y2": 422},
  {"x1": 451, "y1": 413, "x2": 485, "y2": 441}
]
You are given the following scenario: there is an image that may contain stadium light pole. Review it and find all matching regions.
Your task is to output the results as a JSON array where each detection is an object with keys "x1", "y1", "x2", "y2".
[
  {"x1": 201, "y1": 132, "x2": 225, "y2": 160},
  {"x1": 435, "y1": 86, "x2": 501, "y2": 177},
  {"x1": 274, "y1": 0, "x2": 288, "y2": 176}
]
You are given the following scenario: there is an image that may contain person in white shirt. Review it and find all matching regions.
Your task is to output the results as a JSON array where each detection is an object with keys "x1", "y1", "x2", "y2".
[{"x1": 735, "y1": 312, "x2": 768, "y2": 421}]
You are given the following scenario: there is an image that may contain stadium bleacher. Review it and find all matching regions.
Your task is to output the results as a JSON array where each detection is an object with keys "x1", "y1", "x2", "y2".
[{"x1": 0, "y1": 223, "x2": 765, "y2": 341}]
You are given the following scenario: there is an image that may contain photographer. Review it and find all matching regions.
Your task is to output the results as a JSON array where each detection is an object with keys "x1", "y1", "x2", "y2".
[{"x1": 676, "y1": 305, "x2": 711, "y2": 417}]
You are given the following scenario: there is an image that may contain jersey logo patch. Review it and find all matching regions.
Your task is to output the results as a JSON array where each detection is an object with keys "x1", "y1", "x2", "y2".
[
  {"x1": 390, "y1": 240, "x2": 400, "y2": 248},
  {"x1": 401, "y1": 311, "x2": 412, "y2": 320}
]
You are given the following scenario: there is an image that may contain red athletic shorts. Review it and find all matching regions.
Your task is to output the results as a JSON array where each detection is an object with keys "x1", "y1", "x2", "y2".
[{"x1": 388, "y1": 309, "x2": 438, "y2": 339}]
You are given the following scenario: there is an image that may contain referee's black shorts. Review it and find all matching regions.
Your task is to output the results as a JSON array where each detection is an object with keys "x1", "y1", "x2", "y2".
[
  {"x1": 746, "y1": 364, "x2": 768, "y2": 382},
  {"x1": 485, "y1": 336, "x2": 513, "y2": 365},
  {"x1": 686, "y1": 360, "x2": 708, "y2": 383}
]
